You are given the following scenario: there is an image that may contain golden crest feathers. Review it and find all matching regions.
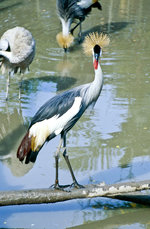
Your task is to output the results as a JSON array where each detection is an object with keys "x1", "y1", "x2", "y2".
[
  {"x1": 83, "y1": 32, "x2": 110, "y2": 56},
  {"x1": 56, "y1": 32, "x2": 74, "y2": 49}
]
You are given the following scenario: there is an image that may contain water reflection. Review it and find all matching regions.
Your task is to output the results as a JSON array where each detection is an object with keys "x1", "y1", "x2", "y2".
[
  {"x1": 70, "y1": 207, "x2": 150, "y2": 229},
  {"x1": 0, "y1": 103, "x2": 33, "y2": 177},
  {"x1": 83, "y1": 22, "x2": 131, "y2": 36},
  {"x1": 0, "y1": 58, "x2": 76, "y2": 108},
  {"x1": 21, "y1": 74, "x2": 76, "y2": 95},
  {"x1": 0, "y1": 1, "x2": 22, "y2": 12}
]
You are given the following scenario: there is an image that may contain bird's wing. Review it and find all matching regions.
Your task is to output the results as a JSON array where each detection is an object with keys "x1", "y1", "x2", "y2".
[
  {"x1": 57, "y1": 0, "x2": 84, "y2": 20},
  {"x1": 30, "y1": 88, "x2": 83, "y2": 128},
  {"x1": 77, "y1": 0, "x2": 93, "y2": 9},
  {"x1": 1, "y1": 27, "x2": 35, "y2": 65},
  {"x1": 77, "y1": 0, "x2": 102, "y2": 10},
  {"x1": 0, "y1": 39, "x2": 9, "y2": 51}
]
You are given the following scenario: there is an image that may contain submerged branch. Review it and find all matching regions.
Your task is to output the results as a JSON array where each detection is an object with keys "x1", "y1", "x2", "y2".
[{"x1": 0, "y1": 180, "x2": 150, "y2": 207}]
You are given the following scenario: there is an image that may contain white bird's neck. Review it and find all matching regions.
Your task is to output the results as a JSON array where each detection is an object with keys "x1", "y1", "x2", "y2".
[
  {"x1": 0, "y1": 50, "x2": 20, "y2": 64},
  {"x1": 0, "y1": 50, "x2": 12, "y2": 61},
  {"x1": 0, "y1": 39, "x2": 9, "y2": 51}
]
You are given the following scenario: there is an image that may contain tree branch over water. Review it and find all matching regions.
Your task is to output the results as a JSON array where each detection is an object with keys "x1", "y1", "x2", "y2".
[{"x1": 0, "y1": 180, "x2": 150, "y2": 207}]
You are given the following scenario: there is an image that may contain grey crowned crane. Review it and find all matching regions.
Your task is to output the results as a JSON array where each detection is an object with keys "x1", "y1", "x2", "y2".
[
  {"x1": 56, "y1": 0, "x2": 102, "y2": 51},
  {"x1": 0, "y1": 26, "x2": 35, "y2": 100},
  {"x1": 17, "y1": 32, "x2": 110, "y2": 189}
]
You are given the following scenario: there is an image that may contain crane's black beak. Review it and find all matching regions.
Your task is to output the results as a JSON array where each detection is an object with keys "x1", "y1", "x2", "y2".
[{"x1": 64, "y1": 47, "x2": 67, "y2": 53}]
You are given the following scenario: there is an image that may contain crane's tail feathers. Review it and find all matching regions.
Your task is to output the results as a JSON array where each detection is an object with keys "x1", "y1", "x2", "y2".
[
  {"x1": 17, "y1": 131, "x2": 31, "y2": 162},
  {"x1": 25, "y1": 150, "x2": 39, "y2": 164},
  {"x1": 92, "y1": 2, "x2": 102, "y2": 10},
  {"x1": 83, "y1": 32, "x2": 110, "y2": 56},
  {"x1": 17, "y1": 131, "x2": 39, "y2": 164}
]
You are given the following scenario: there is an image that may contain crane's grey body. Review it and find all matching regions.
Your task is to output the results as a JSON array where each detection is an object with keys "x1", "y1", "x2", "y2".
[
  {"x1": 30, "y1": 80, "x2": 102, "y2": 137},
  {"x1": 0, "y1": 26, "x2": 35, "y2": 99},
  {"x1": 57, "y1": 0, "x2": 87, "y2": 23}
]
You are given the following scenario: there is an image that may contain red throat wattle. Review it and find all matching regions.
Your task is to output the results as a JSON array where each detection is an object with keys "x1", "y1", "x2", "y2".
[{"x1": 93, "y1": 59, "x2": 98, "y2": 70}]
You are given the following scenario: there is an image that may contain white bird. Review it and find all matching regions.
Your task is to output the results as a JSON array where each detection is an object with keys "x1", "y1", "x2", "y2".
[
  {"x1": 17, "y1": 32, "x2": 110, "y2": 189},
  {"x1": 56, "y1": 0, "x2": 102, "y2": 51},
  {"x1": 0, "y1": 26, "x2": 35, "y2": 100}
]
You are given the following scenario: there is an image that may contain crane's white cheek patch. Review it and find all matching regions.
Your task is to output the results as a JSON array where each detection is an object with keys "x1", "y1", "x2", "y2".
[{"x1": 29, "y1": 96, "x2": 82, "y2": 151}]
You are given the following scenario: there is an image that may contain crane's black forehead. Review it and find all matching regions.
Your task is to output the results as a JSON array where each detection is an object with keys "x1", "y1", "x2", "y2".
[{"x1": 94, "y1": 44, "x2": 101, "y2": 54}]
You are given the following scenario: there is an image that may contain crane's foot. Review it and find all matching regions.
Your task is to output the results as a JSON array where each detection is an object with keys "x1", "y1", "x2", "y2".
[
  {"x1": 50, "y1": 183, "x2": 71, "y2": 190},
  {"x1": 70, "y1": 181, "x2": 85, "y2": 189},
  {"x1": 50, "y1": 182, "x2": 84, "y2": 190}
]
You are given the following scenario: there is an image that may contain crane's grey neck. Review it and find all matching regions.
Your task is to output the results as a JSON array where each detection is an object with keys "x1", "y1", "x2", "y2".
[
  {"x1": 60, "y1": 17, "x2": 71, "y2": 36},
  {"x1": 92, "y1": 60, "x2": 103, "y2": 89},
  {"x1": 92, "y1": 55, "x2": 103, "y2": 83},
  {"x1": 83, "y1": 60, "x2": 103, "y2": 107}
]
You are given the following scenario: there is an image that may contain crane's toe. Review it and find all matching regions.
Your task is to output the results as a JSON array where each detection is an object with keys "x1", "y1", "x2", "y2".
[
  {"x1": 50, "y1": 183, "x2": 71, "y2": 190},
  {"x1": 70, "y1": 181, "x2": 85, "y2": 189}
]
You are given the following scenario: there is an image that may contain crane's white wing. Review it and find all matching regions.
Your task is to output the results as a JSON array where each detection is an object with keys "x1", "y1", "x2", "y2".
[{"x1": 77, "y1": 0, "x2": 93, "y2": 8}]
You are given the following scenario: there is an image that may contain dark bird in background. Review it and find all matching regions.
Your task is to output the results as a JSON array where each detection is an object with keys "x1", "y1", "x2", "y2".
[
  {"x1": 0, "y1": 26, "x2": 35, "y2": 100},
  {"x1": 17, "y1": 32, "x2": 110, "y2": 189},
  {"x1": 56, "y1": 0, "x2": 102, "y2": 51}
]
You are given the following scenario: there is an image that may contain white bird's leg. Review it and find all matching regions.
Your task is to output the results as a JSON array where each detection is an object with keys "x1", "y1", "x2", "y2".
[
  {"x1": 6, "y1": 72, "x2": 11, "y2": 100},
  {"x1": 19, "y1": 73, "x2": 23, "y2": 100},
  {"x1": 62, "y1": 133, "x2": 84, "y2": 189}
]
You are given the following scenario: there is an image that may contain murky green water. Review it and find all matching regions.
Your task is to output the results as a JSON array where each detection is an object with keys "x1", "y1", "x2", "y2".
[{"x1": 0, "y1": 0, "x2": 150, "y2": 228}]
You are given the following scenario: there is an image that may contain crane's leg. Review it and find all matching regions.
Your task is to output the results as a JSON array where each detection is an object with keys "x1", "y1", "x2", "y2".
[
  {"x1": 6, "y1": 72, "x2": 11, "y2": 100},
  {"x1": 62, "y1": 133, "x2": 84, "y2": 189},
  {"x1": 78, "y1": 23, "x2": 82, "y2": 40},
  {"x1": 52, "y1": 137, "x2": 70, "y2": 189},
  {"x1": 70, "y1": 21, "x2": 82, "y2": 35},
  {"x1": 54, "y1": 138, "x2": 62, "y2": 188}
]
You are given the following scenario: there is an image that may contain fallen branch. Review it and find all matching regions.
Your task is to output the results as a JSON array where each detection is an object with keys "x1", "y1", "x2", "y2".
[{"x1": 0, "y1": 180, "x2": 150, "y2": 206}]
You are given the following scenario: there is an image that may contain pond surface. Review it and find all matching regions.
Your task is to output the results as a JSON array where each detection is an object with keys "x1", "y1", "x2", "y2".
[{"x1": 0, "y1": 0, "x2": 150, "y2": 228}]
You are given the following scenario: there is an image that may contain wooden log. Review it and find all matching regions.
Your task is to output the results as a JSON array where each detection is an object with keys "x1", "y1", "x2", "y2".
[{"x1": 0, "y1": 180, "x2": 150, "y2": 206}]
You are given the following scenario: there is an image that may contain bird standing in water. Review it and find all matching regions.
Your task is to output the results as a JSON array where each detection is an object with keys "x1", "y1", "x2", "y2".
[
  {"x1": 17, "y1": 32, "x2": 110, "y2": 189},
  {"x1": 0, "y1": 26, "x2": 35, "y2": 100},
  {"x1": 56, "y1": 0, "x2": 102, "y2": 51}
]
